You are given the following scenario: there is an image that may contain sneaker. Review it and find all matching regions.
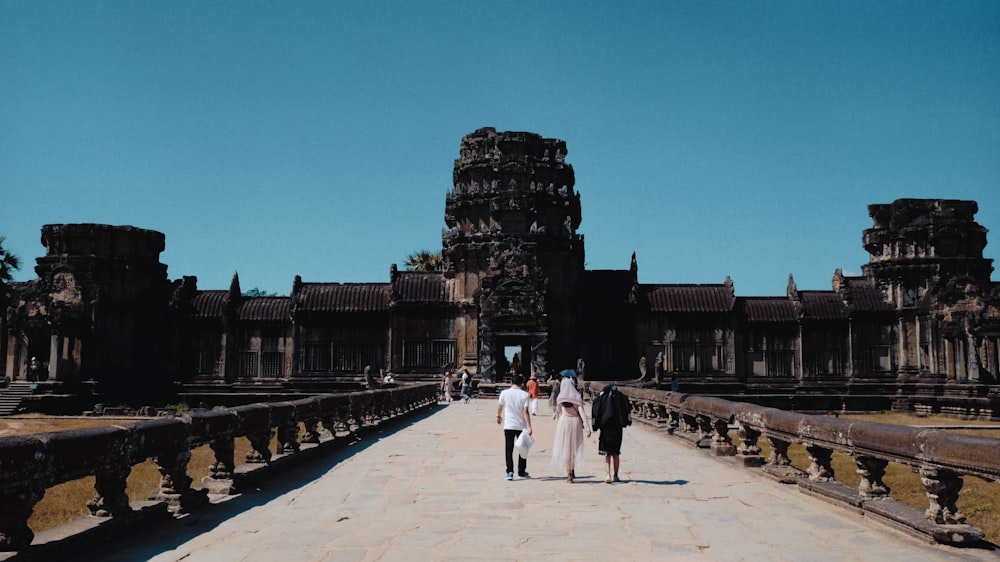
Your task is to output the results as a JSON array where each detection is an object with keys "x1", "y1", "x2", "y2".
[
  {"x1": 605, "y1": 475, "x2": 613, "y2": 484},
  {"x1": 505, "y1": 472, "x2": 514, "y2": 481},
  {"x1": 613, "y1": 475, "x2": 621, "y2": 483},
  {"x1": 518, "y1": 472, "x2": 530, "y2": 479}
]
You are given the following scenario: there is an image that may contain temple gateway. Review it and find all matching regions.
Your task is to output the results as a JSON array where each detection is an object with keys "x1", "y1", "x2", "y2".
[{"x1": 2, "y1": 127, "x2": 998, "y2": 410}]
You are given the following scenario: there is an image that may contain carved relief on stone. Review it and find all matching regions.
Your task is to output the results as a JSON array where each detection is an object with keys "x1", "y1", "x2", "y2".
[{"x1": 51, "y1": 271, "x2": 83, "y2": 306}]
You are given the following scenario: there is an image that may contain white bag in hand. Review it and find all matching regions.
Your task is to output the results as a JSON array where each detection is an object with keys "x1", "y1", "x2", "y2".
[{"x1": 514, "y1": 429, "x2": 534, "y2": 457}]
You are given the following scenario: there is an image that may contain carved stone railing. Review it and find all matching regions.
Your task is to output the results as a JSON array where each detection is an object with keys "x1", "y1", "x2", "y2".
[
  {"x1": 0, "y1": 384, "x2": 438, "y2": 552},
  {"x1": 589, "y1": 382, "x2": 999, "y2": 546}
]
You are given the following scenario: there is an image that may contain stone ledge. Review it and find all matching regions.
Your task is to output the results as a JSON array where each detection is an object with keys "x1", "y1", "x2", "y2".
[{"x1": 862, "y1": 496, "x2": 986, "y2": 546}]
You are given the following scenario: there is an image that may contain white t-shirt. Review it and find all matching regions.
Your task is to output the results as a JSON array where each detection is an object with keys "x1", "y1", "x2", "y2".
[{"x1": 498, "y1": 386, "x2": 530, "y2": 431}]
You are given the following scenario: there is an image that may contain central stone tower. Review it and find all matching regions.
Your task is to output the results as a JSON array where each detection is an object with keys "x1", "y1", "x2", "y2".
[{"x1": 442, "y1": 127, "x2": 584, "y2": 380}]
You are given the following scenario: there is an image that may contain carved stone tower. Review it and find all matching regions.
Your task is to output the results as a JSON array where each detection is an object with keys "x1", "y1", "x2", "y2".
[
  {"x1": 862, "y1": 199, "x2": 994, "y2": 376},
  {"x1": 4, "y1": 224, "x2": 172, "y2": 397},
  {"x1": 442, "y1": 128, "x2": 584, "y2": 380}
]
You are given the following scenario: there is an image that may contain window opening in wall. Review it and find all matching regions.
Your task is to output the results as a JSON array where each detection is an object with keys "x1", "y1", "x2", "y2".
[
  {"x1": 261, "y1": 351, "x2": 283, "y2": 377},
  {"x1": 238, "y1": 351, "x2": 258, "y2": 378}
]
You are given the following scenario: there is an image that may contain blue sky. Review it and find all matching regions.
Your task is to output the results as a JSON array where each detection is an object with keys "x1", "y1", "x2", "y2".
[{"x1": 3, "y1": 1, "x2": 998, "y2": 296}]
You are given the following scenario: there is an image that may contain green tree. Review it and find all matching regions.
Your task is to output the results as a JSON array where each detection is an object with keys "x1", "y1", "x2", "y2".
[
  {"x1": 0, "y1": 236, "x2": 22, "y2": 283},
  {"x1": 243, "y1": 287, "x2": 277, "y2": 297},
  {"x1": 404, "y1": 250, "x2": 443, "y2": 272}
]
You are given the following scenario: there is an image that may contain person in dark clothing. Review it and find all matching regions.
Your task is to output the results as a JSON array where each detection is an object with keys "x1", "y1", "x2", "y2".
[{"x1": 591, "y1": 384, "x2": 632, "y2": 483}]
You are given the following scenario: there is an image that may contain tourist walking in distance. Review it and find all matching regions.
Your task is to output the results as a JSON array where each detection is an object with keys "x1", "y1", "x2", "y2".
[
  {"x1": 526, "y1": 372, "x2": 540, "y2": 415},
  {"x1": 460, "y1": 369, "x2": 473, "y2": 403},
  {"x1": 550, "y1": 374, "x2": 591, "y2": 483},
  {"x1": 498, "y1": 374, "x2": 533, "y2": 480},
  {"x1": 441, "y1": 371, "x2": 453, "y2": 403},
  {"x1": 591, "y1": 384, "x2": 632, "y2": 483}
]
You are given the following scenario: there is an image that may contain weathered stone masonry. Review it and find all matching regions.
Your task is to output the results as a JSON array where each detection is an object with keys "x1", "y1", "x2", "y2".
[{"x1": 1, "y1": 129, "x2": 998, "y2": 410}]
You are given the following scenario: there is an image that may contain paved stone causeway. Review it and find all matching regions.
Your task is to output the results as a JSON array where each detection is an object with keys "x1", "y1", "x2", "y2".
[{"x1": 87, "y1": 399, "x2": 996, "y2": 561}]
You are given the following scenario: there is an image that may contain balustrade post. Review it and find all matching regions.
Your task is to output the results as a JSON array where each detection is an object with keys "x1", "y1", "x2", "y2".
[
  {"x1": 766, "y1": 437, "x2": 792, "y2": 466},
  {"x1": 152, "y1": 448, "x2": 208, "y2": 514},
  {"x1": 301, "y1": 417, "x2": 321, "y2": 444},
  {"x1": 245, "y1": 430, "x2": 273, "y2": 464},
  {"x1": 0, "y1": 487, "x2": 45, "y2": 550},
  {"x1": 87, "y1": 463, "x2": 133, "y2": 516},
  {"x1": 854, "y1": 456, "x2": 890, "y2": 499},
  {"x1": 805, "y1": 444, "x2": 834, "y2": 482},
  {"x1": 735, "y1": 422, "x2": 764, "y2": 467},
  {"x1": 760, "y1": 436, "x2": 807, "y2": 482},
  {"x1": 654, "y1": 404, "x2": 668, "y2": 427},
  {"x1": 696, "y1": 414, "x2": 713, "y2": 446},
  {"x1": 277, "y1": 419, "x2": 300, "y2": 454},
  {"x1": 203, "y1": 433, "x2": 237, "y2": 494},
  {"x1": 319, "y1": 414, "x2": 337, "y2": 441},
  {"x1": 711, "y1": 418, "x2": 736, "y2": 456},
  {"x1": 919, "y1": 467, "x2": 966, "y2": 524},
  {"x1": 667, "y1": 408, "x2": 680, "y2": 435},
  {"x1": 681, "y1": 413, "x2": 697, "y2": 434}
]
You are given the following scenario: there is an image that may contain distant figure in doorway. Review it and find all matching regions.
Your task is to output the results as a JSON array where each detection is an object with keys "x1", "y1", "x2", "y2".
[
  {"x1": 592, "y1": 384, "x2": 632, "y2": 483},
  {"x1": 28, "y1": 356, "x2": 42, "y2": 382},
  {"x1": 550, "y1": 376, "x2": 591, "y2": 483}
]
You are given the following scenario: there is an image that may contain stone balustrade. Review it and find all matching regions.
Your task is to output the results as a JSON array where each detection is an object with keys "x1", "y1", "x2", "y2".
[
  {"x1": 590, "y1": 382, "x2": 999, "y2": 546},
  {"x1": 0, "y1": 384, "x2": 438, "y2": 552}
]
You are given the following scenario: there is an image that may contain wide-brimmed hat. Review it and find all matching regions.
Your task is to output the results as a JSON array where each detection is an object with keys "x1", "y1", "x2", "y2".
[{"x1": 530, "y1": 373, "x2": 538, "y2": 380}]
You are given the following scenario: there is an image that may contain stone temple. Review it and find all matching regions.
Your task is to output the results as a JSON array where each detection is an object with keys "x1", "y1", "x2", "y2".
[{"x1": 2, "y1": 127, "x2": 998, "y2": 413}]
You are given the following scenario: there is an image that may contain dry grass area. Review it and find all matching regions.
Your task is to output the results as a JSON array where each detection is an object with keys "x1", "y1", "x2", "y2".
[
  {"x1": 0, "y1": 416, "x2": 256, "y2": 533},
  {"x1": 745, "y1": 411, "x2": 1000, "y2": 545}
]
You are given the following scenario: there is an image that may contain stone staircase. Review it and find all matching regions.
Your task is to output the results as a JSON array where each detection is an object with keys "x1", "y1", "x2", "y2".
[{"x1": 0, "y1": 382, "x2": 33, "y2": 416}]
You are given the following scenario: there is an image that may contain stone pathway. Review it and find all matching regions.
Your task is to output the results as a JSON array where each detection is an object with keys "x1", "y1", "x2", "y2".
[{"x1": 86, "y1": 398, "x2": 996, "y2": 561}]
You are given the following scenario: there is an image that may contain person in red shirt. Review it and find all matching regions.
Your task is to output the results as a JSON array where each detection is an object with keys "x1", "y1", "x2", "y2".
[{"x1": 526, "y1": 372, "x2": 540, "y2": 416}]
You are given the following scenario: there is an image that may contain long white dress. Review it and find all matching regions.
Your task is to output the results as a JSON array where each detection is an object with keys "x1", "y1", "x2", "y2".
[{"x1": 550, "y1": 403, "x2": 587, "y2": 472}]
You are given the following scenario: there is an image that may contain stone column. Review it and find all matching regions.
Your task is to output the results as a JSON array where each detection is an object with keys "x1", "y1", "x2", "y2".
[
  {"x1": 48, "y1": 333, "x2": 61, "y2": 381},
  {"x1": 4, "y1": 334, "x2": 18, "y2": 380}
]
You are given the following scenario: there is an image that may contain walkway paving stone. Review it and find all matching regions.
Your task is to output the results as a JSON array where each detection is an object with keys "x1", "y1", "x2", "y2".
[{"x1": 87, "y1": 397, "x2": 996, "y2": 561}]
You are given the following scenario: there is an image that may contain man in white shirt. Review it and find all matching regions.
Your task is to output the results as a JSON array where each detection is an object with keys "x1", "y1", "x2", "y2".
[{"x1": 497, "y1": 374, "x2": 533, "y2": 480}]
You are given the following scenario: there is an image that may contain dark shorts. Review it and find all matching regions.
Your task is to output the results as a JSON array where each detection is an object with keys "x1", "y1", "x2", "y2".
[{"x1": 598, "y1": 426, "x2": 623, "y2": 456}]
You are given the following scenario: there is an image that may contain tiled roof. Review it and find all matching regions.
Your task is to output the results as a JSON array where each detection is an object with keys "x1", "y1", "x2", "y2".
[
  {"x1": 191, "y1": 291, "x2": 227, "y2": 319},
  {"x1": 238, "y1": 297, "x2": 291, "y2": 321},
  {"x1": 393, "y1": 272, "x2": 451, "y2": 303},
  {"x1": 297, "y1": 283, "x2": 390, "y2": 312},
  {"x1": 799, "y1": 291, "x2": 849, "y2": 320},
  {"x1": 644, "y1": 284, "x2": 734, "y2": 313},
  {"x1": 740, "y1": 298, "x2": 799, "y2": 322}
]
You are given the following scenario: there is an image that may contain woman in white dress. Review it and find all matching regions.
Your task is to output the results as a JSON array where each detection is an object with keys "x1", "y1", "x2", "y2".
[{"x1": 550, "y1": 378, "x2": 592, "y2": 483}]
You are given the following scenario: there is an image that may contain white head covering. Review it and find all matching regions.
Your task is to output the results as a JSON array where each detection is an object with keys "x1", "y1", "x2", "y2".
[{"x1": 556, "y1": 378, "x2": 585, "y2": 408}]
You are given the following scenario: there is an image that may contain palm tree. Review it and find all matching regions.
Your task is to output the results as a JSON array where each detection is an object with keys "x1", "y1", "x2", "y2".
[
  {"x1": 0, "y1": 236, "x2": 21, "y2": 283},
  {"x1": 404, "y1": 250, "x2": 443, "y2": 272}
]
